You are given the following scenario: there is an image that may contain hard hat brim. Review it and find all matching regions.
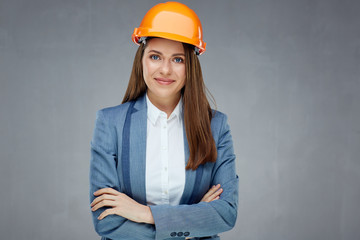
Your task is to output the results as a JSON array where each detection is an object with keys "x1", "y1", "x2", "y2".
[{"x1": 132, "y1": 28, "x2": 206, "y2": 55}]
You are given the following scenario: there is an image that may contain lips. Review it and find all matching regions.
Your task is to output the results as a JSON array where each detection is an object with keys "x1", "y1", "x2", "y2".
[{"x1": 155, "y1": 78, "x2": 175, "y2": 85}]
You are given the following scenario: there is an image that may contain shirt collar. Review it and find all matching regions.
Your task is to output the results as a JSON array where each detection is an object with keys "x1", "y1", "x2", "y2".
[{"x1": 146, "y1": 93, "x2": 183, "y2": 125}]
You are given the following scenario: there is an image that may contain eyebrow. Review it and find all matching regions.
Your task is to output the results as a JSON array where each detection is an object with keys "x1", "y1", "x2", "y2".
[{"x1": 148, "y1": 50, "x2": 185, "y2": 57}]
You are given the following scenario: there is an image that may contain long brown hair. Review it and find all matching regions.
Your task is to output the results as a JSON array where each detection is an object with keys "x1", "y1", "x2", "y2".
[{"x1": 122, "y1": 40, "x2": 217, "y2": 170}]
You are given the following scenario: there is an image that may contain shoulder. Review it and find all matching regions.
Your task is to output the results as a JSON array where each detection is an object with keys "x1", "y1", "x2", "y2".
[
  {"x1": 95, "y1": 94, "x2": 146, "y2": 128},
  {"x1": 211, "y1": 109, "x2": 228, "y2": 128},
  {"x1": 98, "y1": 102, "x2": 131, "y2": 117},
  {"x1": 210, "y1": 109, "x2": 230, "y2": 141},
  {"x1": 96, "y1": 101, "x2": 132, "y2": 126}
]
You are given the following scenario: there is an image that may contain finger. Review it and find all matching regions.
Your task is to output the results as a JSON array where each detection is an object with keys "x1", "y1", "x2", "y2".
[
  {"x1": 203, "y1": 184, "x2": 221, "y2": 199},
  {"x1": 92, "y1": 199, "x2": 117, "y2": 212},
  {"x1": 201, "y1": 185, "x2": 219, "y2": 201},
  {"x1": 98, "y1": 208, "x2": 115, "y2": 220},
  {"x1": 201, "y1": 184, "x2": 221, "y2": 202},
  {"x1": 91, "y1": 194, "x2": 116, "y2": 207},
  {"x1": 210, "y1": 188, "x2": 223, "y2": 200},
  {"x1": 94, "y1": 188, "x2": 120, "y2": 196},
  {"x1": 204, "y1": 188, "x2": 223, "y2": 202}
]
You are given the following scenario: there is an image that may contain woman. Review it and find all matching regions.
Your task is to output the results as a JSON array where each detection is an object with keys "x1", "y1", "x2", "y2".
[{"x1": 90, "y1": 2, "x2": 238, "y2": 239}]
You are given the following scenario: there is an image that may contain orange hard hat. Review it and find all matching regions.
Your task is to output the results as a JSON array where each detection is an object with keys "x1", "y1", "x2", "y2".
[{"x1": 132, "y1": 2, "x2": 206, "y2": 55}]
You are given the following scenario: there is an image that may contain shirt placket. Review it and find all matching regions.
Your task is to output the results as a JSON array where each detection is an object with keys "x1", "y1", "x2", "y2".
[{"x1": 160, "y1": 112, "x2": 169, "y2": 204}]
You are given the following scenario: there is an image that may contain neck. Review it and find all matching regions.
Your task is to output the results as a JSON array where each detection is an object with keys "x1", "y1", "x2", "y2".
[{"x1": 147, "y1": 93, "x2": 181, "y2": 118}]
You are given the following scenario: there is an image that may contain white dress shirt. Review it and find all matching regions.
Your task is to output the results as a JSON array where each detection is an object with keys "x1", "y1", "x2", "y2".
[{"x1": 145, "y1": 94, "x2": 185, "y2": 206}]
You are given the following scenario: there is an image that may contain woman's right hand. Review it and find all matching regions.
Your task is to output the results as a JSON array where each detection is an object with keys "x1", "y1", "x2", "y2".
[{"x1": 200, "y1": 184, "x2": 223, "y2": 202}]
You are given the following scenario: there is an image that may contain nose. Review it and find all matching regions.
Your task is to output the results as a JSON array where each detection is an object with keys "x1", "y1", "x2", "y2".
[{"x1": 160, "y1": 59, "x2": 172, "y2": 75}]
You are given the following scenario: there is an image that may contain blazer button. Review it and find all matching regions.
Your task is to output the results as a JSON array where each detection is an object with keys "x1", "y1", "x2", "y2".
[
  {"x1": 170, "y1": 232, "x2": 177, "y2": 237},
  {"x1": 177, "y1": 232, "x2": 183, "y2": 237},
  {"x1": 184, "y1": 232, "x2": 190, "y2": 237}
]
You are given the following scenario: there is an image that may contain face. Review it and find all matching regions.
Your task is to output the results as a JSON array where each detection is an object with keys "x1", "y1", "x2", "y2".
[{"x1": 142, "y1": 38, "x2": 186, "y2": 106}]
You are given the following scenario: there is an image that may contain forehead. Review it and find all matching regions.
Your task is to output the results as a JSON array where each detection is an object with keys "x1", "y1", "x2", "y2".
[{"x1": 145, "y1": 38, "x2": 184, "y2": 54}]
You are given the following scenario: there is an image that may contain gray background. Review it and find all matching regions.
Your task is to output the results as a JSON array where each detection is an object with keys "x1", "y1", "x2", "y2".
[{"x1": 0, "y1": 0, "x2": 359, "y2": 239}]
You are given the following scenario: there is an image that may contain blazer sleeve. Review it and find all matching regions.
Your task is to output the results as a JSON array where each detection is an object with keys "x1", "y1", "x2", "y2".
[
  {"x1": 89, "y1": 109, "x2": 156, "y2": 239},
  {"x1": 149, "y1": 113, "x2": 239, "y2": 240}
]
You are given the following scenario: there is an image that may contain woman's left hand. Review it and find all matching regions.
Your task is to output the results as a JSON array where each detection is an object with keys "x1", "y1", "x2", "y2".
[
  {"x1": 200, "y1": 184, "x2": 223, "y2": 202},
  {"x1": 91, "y1": 188, "x2": 154, "y2": 224}
]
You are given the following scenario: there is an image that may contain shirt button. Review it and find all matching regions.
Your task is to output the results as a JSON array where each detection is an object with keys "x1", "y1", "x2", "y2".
[
  {"x1": 163, "y1": 125, "x2": 167, "y2": 129},
  {"x1": 164, "y1": 190, "x2": 168, "y2": 194},
  {"x1": 170, "y1": 232, "x2": 176, "y2": 237},
  {"x1": 177, "y1": 232, "x2": 183, "y2": 237},
  {"x1": 164, "y1": 167, "x2": 167, "y2": 171},
  {"x1": 162, "y1": 146, "x2": 167, "y2": 150}
]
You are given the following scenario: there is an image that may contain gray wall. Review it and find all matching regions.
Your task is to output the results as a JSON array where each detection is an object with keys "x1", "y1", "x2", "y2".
[{"x1": 1, "y1": 0, "x2": 359, "y2": 239}]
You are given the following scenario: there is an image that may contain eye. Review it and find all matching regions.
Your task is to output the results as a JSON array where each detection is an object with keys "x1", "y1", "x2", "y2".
[
  {"x1": 150, "y1": 55, "x2": 160, "y2": 60},
  {"x1": 173, "y1": 57, "x2": 184, "y2": 63}
]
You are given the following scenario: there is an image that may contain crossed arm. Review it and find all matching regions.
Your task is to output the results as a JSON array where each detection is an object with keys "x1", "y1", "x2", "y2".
[{"x1": 90, "y1": 184, "x2": 223, "y2": 224}]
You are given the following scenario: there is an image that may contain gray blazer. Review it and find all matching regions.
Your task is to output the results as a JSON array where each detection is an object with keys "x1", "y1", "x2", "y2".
[{"x1": 90, "y1": 94, "x2": 238, "y2": 240}]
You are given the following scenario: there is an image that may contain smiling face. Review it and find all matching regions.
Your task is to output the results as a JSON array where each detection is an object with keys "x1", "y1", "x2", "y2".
[{"x1": 142, "y1": 38, "x2": 186, "y2": 108}]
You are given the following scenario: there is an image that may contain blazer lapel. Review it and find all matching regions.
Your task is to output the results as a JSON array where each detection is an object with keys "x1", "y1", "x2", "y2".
[
  {"x1": 180, "y1": 125, "x2": 198, "y2": 204},
  {"x1": 127, "y1": 95, "x2": 147, "y2": 205}
]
